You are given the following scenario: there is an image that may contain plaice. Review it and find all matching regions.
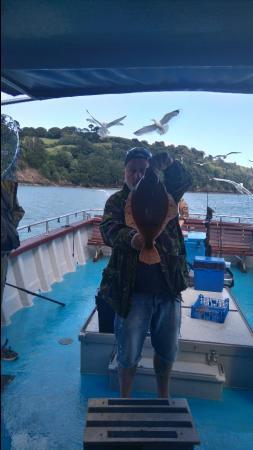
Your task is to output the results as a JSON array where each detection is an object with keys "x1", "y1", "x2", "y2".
[{"x1": 125, "y1": 168, "x2": 178, "y2": 264}]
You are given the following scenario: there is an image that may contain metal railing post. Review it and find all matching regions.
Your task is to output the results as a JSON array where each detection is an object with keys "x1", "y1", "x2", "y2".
[{"x1": 17, "y1": 209, "x2": 252, "y2": 240}]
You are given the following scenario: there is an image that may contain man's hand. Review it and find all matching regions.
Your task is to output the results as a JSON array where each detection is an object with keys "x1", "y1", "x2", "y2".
[
  {"x1": 149, "y1": 152, "x2": 173, "y2": 171},
  {"x1": 131, "y1": 233, "x2": 145, "y2": 251}
]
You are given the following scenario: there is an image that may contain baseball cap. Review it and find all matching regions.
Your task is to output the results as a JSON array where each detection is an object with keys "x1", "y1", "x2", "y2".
[{"x1": 125, "y1": 147, "x2": 152, "y2": 166}]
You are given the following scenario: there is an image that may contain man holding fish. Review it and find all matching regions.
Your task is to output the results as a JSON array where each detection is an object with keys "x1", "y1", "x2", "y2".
[{"x1": 98, "y1": 147, "x2": 192, "y2": 398}]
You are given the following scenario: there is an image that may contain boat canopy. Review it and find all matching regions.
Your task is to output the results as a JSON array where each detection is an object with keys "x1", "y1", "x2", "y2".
[{"x1": 1, "y1": 0, "x2": 253, "y2": 100}]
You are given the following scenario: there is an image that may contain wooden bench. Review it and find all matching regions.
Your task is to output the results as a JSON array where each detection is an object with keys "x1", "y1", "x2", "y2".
[
  {"x1": 84, "y1": 398, "x2": 200, "y2": 450},
  {"x1": 181, "y1": 218, "x2": 206, "y2": 233},
  {"x1": 87, "y1": 216, "x2": 105, "y2": 261},
  {"x1": 87, "y1": 216, "x2": 253, "y2": 264},
  {"x1": 209, "y1": 222, "x2": 253, "y2": 258},
  {"x1": 182, "y1": 218, "x2": 253, "y2": 254}
]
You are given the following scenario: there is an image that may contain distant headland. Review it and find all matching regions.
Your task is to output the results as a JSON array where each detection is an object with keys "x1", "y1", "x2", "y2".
[{"x1": 16, "y1": 126, "x2": 252, "y2": 193}]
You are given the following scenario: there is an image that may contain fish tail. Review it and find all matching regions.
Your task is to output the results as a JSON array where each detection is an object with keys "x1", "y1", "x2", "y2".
[{"x1": 139, "y1": 247, "x2": 161, "y2": 265}]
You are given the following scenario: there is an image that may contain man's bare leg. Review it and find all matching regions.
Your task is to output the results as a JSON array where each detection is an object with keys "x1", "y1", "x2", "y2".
[
  {"x1": 118, "y1": 366, "x2": 137, "y2": 398},
  {"x1": 153, "y1": 353, "x2": 173, "y2": 398}
]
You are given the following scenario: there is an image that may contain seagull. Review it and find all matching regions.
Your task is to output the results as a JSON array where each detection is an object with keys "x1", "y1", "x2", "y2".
[
  {"x1": 249, "y1": 160, "x2": 253, "y2": 163},
  {"x1": 133, "y1": 109, "x2": 180, "y2": 136},
  {"x1": 86, "y1": 110, "x2": 127, "y2": 138},
  {"x1": 213, "y1": 152, "x2": 241, "y2": 159},
  {"x1": 193, "y1": 162, "x2": 208, "y2": 166},
  {"x1": 212, "y1": 178, "x2": 253, "y2": 195}
]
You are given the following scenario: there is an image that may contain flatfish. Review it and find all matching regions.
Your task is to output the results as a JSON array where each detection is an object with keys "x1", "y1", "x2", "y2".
[{"x1": 125, "y1": 167, "x2": 178, "y2": 264}]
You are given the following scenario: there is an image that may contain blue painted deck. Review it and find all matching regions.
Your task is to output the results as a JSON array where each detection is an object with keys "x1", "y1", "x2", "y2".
[
  {"x1": 1, "y1": 259, "x2": 253, "y2": 450},
  {"x1": 232, "y1": 267, "x2": 253, "y2": 329}
]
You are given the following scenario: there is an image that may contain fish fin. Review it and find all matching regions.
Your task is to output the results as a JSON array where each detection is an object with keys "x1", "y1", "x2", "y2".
[
  {"x1": 139, "y1": 247, "x2": 161, "y2": 265},
  {"x1": 154, "y1": 193, "x2": 178, "y2": 239},
  {"x1": 165, "y1": 193, "x2": 178, "y2": 223},
  {"x1": 125, "y1": 192, "x2": 138, "y2": 229}
]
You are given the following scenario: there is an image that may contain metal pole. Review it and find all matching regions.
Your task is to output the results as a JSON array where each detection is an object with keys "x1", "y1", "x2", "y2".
[{"x1": 6, "y1": 283, "x2": 65, "y2": 307}]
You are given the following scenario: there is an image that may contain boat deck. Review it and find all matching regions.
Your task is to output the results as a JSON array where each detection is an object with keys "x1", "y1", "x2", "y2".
[
  {"x1": 85, "y1": 287, "x2": 253, "y2": 347},
  {"x1": 181, "y1": 288, "x2": 253, "y2": 347},
  {"x1": 1, "y1": 259, "x2": 253, "y2": 450}
]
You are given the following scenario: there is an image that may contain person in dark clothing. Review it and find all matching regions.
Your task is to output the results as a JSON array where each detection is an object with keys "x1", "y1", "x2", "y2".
[
  {"x1": 98, "y1": 147, "x2": 192, "y2": 397},
  {"x1": 1, "y1": 180, "x2": 25, "y2": 361}
]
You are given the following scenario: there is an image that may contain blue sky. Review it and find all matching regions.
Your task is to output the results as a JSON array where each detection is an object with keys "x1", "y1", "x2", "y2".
[{"x1": 2, "y1": 91, "x2": 253, "y2": 168}]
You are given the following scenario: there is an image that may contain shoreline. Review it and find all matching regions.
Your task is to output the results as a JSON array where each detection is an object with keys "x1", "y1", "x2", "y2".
[
  {"x1": 17, "y1": 183, "x2": 251, "y2": 195},
  {"x1": 18, "y1": 182, "x2": 118, "y2": 189}
]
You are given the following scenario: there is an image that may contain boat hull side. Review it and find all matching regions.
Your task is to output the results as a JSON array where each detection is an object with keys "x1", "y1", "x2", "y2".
[{"x1": 2, "y1": 222, "x2": 93, "y2": 325}]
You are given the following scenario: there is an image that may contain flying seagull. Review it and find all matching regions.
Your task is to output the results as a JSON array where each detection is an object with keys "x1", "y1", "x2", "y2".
[
  {"x1": 133, "y1": 109, "x2": 180, "y2": 136},
  {"x1": 212, "y1": 178, "x2": 253, "y2": 196},
  {"x1": 86, "y1": 110, "x2": 127, "y2": 138},
  {"x1": 213, "y1": 152, "x2": 241, "y2": 159},
  {"x1": 249, "y1": 160, "x2": 253, "y2": 163},
  {"x1": 194, "y1": 162, "x2": 208, "y2": 166}
]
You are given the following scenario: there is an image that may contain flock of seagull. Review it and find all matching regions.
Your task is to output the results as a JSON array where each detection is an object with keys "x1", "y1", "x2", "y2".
[
  {"x1": 86, "y1": 109, "x2": 180, "y2": 138},
  {"x1": 85, "y1": 110, "x2": 252, "y2": 194}
]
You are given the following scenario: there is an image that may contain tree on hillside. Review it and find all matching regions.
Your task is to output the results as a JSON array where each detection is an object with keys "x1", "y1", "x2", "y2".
[
  {"x1": 47, "y1": 127, "x2": 62, "y2": 139},
  {"x1": 21, "y1": 136, "x2": 47, "y2": 169},
  {"x1": 20, "y1": 127, "x2": 37, "y2": 137},
  {"x1": 81, "y1": 125, "x2": 100, "y2": 142},
  {"x1": 61, "y1": 126, "x2": 78, "y2": 135},
  {"x1": 53, "y1": 149, "x2": 73, "y2": 170},
  {"x1": 35, "y1": 127, "x2": 47, "y2": 137}
]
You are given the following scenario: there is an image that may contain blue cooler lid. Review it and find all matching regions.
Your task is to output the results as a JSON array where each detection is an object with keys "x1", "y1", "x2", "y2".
[
  {"x1": 187, "y1": 232, "x2": 206, "y2": 242},
  {"x1": 193, "y1": 256, "x2": 225, "y2": 270}
]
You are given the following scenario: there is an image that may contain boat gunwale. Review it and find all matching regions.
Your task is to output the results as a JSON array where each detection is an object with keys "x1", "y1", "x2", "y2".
[{"x1": 10, "y1": 218, "x2": 96, "y2": 258}]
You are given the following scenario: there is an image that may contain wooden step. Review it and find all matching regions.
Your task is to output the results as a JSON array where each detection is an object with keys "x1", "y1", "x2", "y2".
[
  {"x1": 109, "y1": 355, "x2": 226, "y2": 400},
  {"x1": 84, "y1": 398, "x2": 200, "y2": 449}
]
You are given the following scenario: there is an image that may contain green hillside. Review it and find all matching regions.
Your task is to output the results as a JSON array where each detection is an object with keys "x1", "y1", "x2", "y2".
[{"x1": 18, "y1": 126, "x2": 253, "y2": 192}]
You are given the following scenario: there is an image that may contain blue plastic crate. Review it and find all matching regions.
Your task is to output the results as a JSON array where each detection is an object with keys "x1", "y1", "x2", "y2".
[{"x1": 191, "y1": 294, "x2": 229, "y2": 323}]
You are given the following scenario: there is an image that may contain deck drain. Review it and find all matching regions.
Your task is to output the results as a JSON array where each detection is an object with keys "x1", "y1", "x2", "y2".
[{"x1": 58, "y1": 338, "x2": 73, "y2": 345}]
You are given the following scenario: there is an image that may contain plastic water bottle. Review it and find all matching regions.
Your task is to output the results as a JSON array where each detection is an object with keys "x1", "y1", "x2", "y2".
[{"x1": 199, "y1": 294, "x2": 204, "y2": 305}]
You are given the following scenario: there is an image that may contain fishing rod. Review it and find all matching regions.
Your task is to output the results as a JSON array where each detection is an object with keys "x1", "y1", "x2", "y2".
[
  {"x1": 204, "y1": 181, "x2": 215, "y2": 257},
  {"x1": 6, "y1": 283, "x2": 65, "y2": 307}
]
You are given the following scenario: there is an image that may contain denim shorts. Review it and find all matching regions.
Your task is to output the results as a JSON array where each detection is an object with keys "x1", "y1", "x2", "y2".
[{"x1": 114, "y1": 292, "x2": 181, "y2": 368}]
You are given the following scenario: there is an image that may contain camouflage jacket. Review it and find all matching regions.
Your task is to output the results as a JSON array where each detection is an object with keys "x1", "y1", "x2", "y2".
[
  {"x1": 1, "y1": 181, "x2": 25, "y2": 253},
  {"x1": 98, "y1": 160, "x2": 192, "y2": 318}
]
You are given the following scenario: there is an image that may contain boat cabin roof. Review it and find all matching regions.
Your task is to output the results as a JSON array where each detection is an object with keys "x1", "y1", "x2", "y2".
[{"x1": 2, "y1": 0, "x2": 253, "y2": 99}]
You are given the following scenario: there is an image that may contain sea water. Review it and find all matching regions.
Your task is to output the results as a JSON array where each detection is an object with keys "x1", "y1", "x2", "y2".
[{"x1": 17, "y1": 185, "x2": 253, "y2": 239}]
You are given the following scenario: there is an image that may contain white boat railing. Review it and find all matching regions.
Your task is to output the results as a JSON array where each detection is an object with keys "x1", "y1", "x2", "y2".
[
  {"x1": 17, "y1": 210, "x2": 253, "y2": 240},
  {"x1": 17, "y1": 208, "x2": 104, "y2": 237},
  {"x1": 187, "y1": 213, "x2": 253, "y2": 224}
]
